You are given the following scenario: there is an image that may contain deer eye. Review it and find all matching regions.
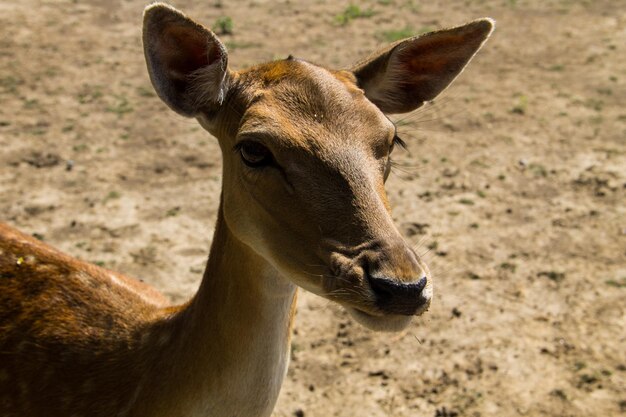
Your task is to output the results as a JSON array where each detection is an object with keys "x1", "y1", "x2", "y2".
[{"x1": 236, "y1": 141, "x2": 273, "y2": 168}]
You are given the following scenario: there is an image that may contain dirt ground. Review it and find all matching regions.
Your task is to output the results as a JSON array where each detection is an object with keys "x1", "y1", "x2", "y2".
[{"x1": 1, "y1": 0, "x2": 624, "y2": 416}]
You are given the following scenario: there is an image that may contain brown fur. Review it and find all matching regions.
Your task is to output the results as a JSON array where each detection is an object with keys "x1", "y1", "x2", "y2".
[{"x1": 0, "y1": 223, "x2": 167, "y2": 416}]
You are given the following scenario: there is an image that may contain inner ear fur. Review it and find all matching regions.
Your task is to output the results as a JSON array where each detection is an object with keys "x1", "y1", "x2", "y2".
[
  {"x1": 352, "y1": 18, "x2": 495, "y2": 114},
  {"x1": 143, "y1": 3, "x2": 230, "y2": 117}
]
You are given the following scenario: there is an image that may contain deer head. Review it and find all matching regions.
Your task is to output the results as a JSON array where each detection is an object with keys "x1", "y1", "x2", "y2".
[{"x1": 143, "y1": 4, "x2": 493, "y2": 331}]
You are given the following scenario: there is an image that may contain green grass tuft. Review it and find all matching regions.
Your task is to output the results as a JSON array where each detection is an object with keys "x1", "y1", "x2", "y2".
[
  {"x1": 213, "y1": 16, "x2": 233, "y2": 35},
  {"x1": 335, "y1": 5, "x2": 375, "y2": 26}
]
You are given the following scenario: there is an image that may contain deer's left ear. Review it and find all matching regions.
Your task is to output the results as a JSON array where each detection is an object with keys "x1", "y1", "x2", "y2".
[{"x1": 352, "y1": 19, "x2": 494, "y2": 114}]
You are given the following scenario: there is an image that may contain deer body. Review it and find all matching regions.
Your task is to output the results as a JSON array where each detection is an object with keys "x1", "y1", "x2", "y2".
[
  {"x1": 0, "y1": 4, "x2": 493, "y2": 416},
  {"x1": 0, "y1": 208, "x2": 295, "y2": 417}
]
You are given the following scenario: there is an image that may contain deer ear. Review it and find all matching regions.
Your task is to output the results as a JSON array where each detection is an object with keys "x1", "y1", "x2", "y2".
[
  {"x1": 143, "y1": 3, "x2": 230, "y2": 117},
  {"x1": 352, "y1": 19, "x2": 494, "y2": 114}
]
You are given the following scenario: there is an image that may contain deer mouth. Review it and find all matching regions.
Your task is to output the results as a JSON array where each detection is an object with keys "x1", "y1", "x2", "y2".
[
  {"x1": 345, "y1": 307, "x2": 416, "y2": 332},
  {"x1": 323, "y1": 276, "x2": 432, "y2": 332},
  {"x1": 319, "y1": 260, "x2": 433, "y2": 332}
]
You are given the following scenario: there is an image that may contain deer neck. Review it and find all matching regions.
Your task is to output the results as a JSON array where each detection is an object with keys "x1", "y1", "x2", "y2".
[{"x1": 144, "y1": 199, "x2": 297, "y2": 417}]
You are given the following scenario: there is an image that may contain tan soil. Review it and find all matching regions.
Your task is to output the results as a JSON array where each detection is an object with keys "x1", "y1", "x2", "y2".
[{"x1": 1, "y1": 1, "x2": 624, "y2": 416}]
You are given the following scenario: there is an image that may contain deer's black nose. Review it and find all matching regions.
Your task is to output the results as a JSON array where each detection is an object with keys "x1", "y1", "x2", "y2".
[{"x1": 367, "y1": 275, "x2": 429, "y2": 315}]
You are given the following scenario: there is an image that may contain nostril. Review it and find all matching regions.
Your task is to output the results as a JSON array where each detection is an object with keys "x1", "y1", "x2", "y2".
[
  {"x1": 367, "y1": 275, "x2": 428, "y2": 302},
  {"x1": 368, "y1": 275, "x2": 396, "y2": 301},
  {"x1": 367, "y1": 275, "x2": 429, "y2": 315}
]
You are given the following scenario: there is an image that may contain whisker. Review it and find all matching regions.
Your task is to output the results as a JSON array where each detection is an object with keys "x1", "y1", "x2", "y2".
[
  {"x1": 304, "y1": 263, "x2": 327, "y2": 269},
  {"x1": 301, "y1": 270, "x2": 323, "y2": 278},
  {"x1": 412, "y1": 236, "x2": 431, "y2": 252},
  {"x1": 419, "y1": 248, "x2": 434, "y2": 258}
]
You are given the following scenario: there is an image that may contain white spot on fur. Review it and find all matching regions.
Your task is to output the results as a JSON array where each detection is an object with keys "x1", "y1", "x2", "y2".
[{"x1": 75, "y1": 271, "x2": 92, "y2": 284}]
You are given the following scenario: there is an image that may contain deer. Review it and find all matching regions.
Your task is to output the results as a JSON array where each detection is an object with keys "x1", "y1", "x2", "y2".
[{"x1": 0, "y1": 3, "x2": 493, "y2": 417}]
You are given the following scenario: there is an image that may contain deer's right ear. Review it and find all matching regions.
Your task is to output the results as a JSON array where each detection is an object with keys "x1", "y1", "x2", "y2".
[{"x1": 143, "y1": 3, "x2": 230, "y2": 117}]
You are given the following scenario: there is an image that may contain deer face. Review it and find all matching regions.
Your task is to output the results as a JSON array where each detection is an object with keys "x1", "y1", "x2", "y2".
[{"x1": 143, "y1": 4, "x2": 493, "y2": 331}]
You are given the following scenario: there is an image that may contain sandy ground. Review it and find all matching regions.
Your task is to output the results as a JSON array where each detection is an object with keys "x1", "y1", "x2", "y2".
[{"x1": 1, "y1": 0, "x2": 625, "y2": 416}]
